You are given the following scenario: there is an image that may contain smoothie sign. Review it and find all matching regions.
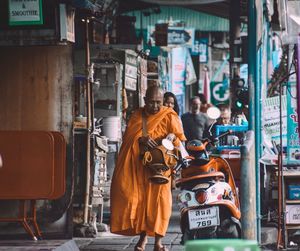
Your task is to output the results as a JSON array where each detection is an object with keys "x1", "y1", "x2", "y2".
[{"x1": 9, "y1": 0, "x2": 43, "y2": 26}]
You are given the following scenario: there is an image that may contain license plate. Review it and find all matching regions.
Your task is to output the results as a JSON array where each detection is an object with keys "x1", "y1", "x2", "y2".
[{"x1": 188, "y1": 206, "x2": 220, "y2": 230}]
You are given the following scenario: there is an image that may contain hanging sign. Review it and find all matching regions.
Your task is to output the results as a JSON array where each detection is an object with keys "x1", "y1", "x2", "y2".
[
  {"x1": 210, "y1": 81, "x2": 229, "y2": 106},
  {"x1": 287, "y1": 83, "x2": 300, "y2": 162},
  {"x1": 186, "y1": 51, "x2": 197, "y2": 85},
  {"x1": 9, "y1": 0, "x2": 43, "y2": 26},
  {"x1": 262, "y1": 95, "x2": 287, "y2": 145},
  {"x1": 124, "y1": 51, "x2": 137, "y2": 91},
  {"x1": 171, "y1": 47, "x2": 187, "y2": 95},
  {"x1": 168, "y1": 27, "x2": 195, "y2": 47},
  {"x1": 148, "y1": 26, "x2": 195, "y2": 47},
  {"x1": 192, "y1": 38, "x2": 208, "y2": 63}
]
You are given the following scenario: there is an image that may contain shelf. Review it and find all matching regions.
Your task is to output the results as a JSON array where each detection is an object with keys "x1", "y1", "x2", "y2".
[
  {"x1": 286, "y1": 225, "x2": 300, "y2": 230},
  {"x1": 286, "y1": 200, "x2": 300, "y2": 204},
  {"x1": 276, "y1": 171, "x2": 300, "y2": 177}
]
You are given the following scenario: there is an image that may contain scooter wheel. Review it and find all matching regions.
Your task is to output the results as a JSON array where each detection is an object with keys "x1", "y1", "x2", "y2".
[{"x1": 181, "y1": 231, "x2": 194, "y2": 245}]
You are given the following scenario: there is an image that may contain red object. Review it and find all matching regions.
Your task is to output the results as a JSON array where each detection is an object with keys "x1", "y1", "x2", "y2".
[
  {"x1": 0, "y1": 131, "x2": 66, "y2": 240},
  {"x1": 196, "y1": 190, "x2": 207, "y2": 204},
  {"x1": 203, "y1": 70, "x2": 211, "y2": 103}
]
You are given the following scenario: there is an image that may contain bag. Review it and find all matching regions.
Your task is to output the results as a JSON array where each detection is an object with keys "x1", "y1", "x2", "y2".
[
  {"x1": 139, "y1": 110, "x2": 179, "y2": 184},
  {"x1": 143, "y1": 144, "x2": 179, "y2": 184}
]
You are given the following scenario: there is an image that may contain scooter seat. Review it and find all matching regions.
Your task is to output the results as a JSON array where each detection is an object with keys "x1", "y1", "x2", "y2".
[{"x1": 176, "y1": 171, "x2": 225, "y2": 186}]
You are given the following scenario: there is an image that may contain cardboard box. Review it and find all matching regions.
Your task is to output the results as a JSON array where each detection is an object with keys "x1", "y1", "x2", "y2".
[
  {"x1": 286, "y1": 204, "x2": 300, "y2": 224},
  {"x1": 73, "y1": 121, "x2": 87, "y2": 129}
]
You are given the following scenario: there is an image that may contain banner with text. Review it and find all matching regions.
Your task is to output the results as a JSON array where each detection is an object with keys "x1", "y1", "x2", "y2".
[
  {"x1": 171, "y1": 47, "x2": 187, "y2": 95},
  {"x1": 287, "y1": 83, "x2": 300, "y2": 162}
]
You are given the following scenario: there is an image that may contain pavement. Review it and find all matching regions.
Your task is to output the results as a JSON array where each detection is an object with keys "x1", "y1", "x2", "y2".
[
  {"x1": 74, "y1": 213, "x2": 280, "y2": 251},
  {"x1": 0, "y1": 239, "x2": 80, "y2": 251},
  {"x1": 74, "y1": 210, "x2": 185, "y2": 251},
  {"x1": 0, "y1": 192, "x2": 291, "y2": 251},
  {"x1": 73, "y1": 191, "x2": 281, "y2": 251}
]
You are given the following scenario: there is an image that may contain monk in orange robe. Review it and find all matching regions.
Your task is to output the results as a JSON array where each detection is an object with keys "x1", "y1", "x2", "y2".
[{"x1": 110, "y1": 86, "x2": 186, "y2": 251}]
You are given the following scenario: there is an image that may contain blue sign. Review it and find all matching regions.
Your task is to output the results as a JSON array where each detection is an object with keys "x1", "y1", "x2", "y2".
[
  {"x1": 176, "y1": 94, "x2": 185, "y2": 115},
  {"x1": 192, "y1": 38, "x2": 208, "y2": 63}
]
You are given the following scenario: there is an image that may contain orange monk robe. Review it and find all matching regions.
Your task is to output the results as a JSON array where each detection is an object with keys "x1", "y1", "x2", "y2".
[{"x1": 110, "y1": 106, "x2": 186, "y2": 237}]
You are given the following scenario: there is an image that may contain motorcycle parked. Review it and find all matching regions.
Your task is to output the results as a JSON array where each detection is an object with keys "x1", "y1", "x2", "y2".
[{"x1": 175, "y1": 130, "x2": 241, "y2": 243}]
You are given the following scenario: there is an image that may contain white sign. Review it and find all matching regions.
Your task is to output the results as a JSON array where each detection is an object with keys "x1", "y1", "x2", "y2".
[
  {"x1": 9, "y1": 0, "x2": 43, "y2": 26},
  {"x1": 186, "y1": 51, "x2": 197, "y2": 85},
  {"x1": 171, "y1": 47, "x2": 187, "y2": 95},
  {"x1": 125, "y1": 64, "x2": 137, "y2": 79},
  {"x1": 148, "y1": 26, "x2": 195, "y2": 47},
  {"x1": 262, "y1": 95, "x2": 287, "y2": 145},
  {"x1": 286, "y1": 204, "x2": 300, "y2": 224},
  {"x1": 59, "y1": 4, "x2": 75, "y2": 43},
  {"x1": 125, "y1": 77, "x2": 137, "y2": 91}
]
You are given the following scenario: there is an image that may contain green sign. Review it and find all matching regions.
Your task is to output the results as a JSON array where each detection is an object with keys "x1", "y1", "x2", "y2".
[
  {"x1": 9, "y1": 0, "x2": 43, "y2": 26},
  {"x1": 210, "y1": 80, "x2": 229, "y2": 106}
]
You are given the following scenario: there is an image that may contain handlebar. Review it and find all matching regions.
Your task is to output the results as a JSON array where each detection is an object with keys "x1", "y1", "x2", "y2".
[
  {"x1": 211, "y1": 129, "x2": 233, "y2": 143},
  {"x1": 173, "y1": 157, "x2": 192, "y2": 173},
  {"x1": 201, "y1": 129, "x2": 233, "y2": 147},
  {"x1": 173, "y1": 130, "x2": 233, "y2": 173}
]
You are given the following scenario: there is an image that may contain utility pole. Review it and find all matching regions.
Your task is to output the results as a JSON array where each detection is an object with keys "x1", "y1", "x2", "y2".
[
  {"x1": 229, "y1": 0, "x2": 241, "y2": 110},
  {"x1": 83, "y1": 17, "x2": 91, "y2": 225}
]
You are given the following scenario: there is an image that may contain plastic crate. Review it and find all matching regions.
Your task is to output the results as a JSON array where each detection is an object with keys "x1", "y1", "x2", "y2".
[
  {"x1": 215, "y1": 125, "x2": 248, "y2": 151},
  {"x1": 185, "y1": 239, "x2": 261, "y2": 251}
]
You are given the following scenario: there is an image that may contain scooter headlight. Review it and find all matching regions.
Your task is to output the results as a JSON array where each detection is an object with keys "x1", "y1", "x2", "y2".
[{"x1": 195, "y1": 190, "x2": 207, "y2": 204}]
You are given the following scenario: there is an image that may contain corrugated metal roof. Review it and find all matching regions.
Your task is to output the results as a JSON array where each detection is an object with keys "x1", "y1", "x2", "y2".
[
  {"x1": 71, "y1": 0, "x2": 103, "y2": 11},
  {"x1": 125, "y1": 6, "x2": 229, "y2": 31}
]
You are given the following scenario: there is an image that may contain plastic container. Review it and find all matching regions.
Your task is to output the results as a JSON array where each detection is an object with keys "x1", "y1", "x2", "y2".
[
  {"x1": 185, "y1": 239, "x2": 261, "y2": 251},
  {"x1": 215, "y1": 125, "x2": 248, "y2": 151},
  {"x1": 102, "y1": 116, "x2": 121, "y2": 141}
]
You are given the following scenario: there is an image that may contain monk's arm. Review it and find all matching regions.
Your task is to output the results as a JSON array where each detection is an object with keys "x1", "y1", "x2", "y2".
[{"x1": 168, "y1": 114, "x2": 187, "y2": 146}]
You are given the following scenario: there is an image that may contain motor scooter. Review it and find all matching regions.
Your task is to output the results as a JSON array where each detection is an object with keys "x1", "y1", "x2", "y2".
[{"x1": 175, "y1": 129, "x2": 241, "y2": 243}]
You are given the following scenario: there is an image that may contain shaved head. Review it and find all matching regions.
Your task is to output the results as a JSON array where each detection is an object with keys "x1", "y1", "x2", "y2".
[
  {"x1": 144, "y1": 86, "x2": 163, "y2": 115},
  {"x1": 145, "y1": 86, "x2": 163, "y2": 99}
]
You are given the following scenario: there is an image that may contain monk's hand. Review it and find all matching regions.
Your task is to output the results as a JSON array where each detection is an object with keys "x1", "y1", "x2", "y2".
[
  {"x1": 139, "y1": 136, "x2": 158, "y2": 149},
  {"x1": 166, "y1": 133, "x2": 176, "y2": 142}
]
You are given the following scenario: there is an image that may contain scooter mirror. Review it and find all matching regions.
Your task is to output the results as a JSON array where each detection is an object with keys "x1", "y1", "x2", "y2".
[{"x1": 206, "y1": 106, "x2": 221, "y2": 120}]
